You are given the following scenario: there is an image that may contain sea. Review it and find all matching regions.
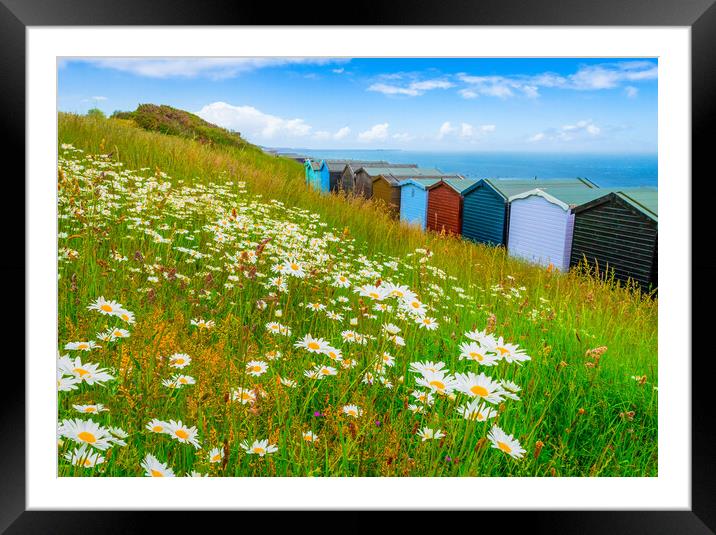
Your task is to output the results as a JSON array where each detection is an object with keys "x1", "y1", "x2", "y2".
[{"x1": 285, "y1": 150, "x2": 658, "y2": 188}]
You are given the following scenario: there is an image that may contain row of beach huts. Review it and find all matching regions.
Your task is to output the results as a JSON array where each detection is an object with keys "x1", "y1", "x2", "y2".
[{"x1": 269, "y1": 151, "x2": 658, "y2": 290}]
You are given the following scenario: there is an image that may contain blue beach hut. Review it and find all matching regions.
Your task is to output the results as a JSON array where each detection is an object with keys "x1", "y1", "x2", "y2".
[
  {"x1": 398, "y1": 178, "x2": 441, "y2": 229},
  {"x1": 304, "y1": 159, "x2": 330, "y2": 192}
]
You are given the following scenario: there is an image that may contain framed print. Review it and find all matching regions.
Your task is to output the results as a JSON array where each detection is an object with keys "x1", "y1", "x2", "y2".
[{"x1": 6, "y1": 0, "x2": 716, "y2": 531}]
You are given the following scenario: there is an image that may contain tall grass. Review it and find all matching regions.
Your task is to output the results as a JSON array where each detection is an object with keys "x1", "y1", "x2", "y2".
[{"x1": 56, "y1": 113, "x2": 657, "y2": 476}]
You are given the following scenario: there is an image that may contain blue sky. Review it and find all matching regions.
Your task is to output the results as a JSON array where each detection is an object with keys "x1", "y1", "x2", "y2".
[{"x1": 58, "y1": 57, "x2": 657, "y2": 153}]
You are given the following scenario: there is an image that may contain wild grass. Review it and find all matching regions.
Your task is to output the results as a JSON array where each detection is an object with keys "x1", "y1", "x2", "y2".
[{"x1": 56, "y1": 112, "x2": 657, "y2": 477}]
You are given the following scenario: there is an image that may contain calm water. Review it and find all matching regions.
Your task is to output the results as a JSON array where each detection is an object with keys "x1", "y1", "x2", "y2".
[{"x1": 289, "y1": 150, "x2": 658, "y2": 188}]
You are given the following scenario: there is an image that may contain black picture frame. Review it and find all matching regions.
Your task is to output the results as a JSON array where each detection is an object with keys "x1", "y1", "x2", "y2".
[{"x1": 4, "y1": 0, "x2": 714, "y2": 532}]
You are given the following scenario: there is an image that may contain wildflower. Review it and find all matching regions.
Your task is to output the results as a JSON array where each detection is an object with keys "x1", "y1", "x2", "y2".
[
  {"x1": 403, "y1": 298, "x2": 426, "y2": 316},
  {"x1": 465, "y1": 329, "x2": 496, "y2": 345},
  {"x1": 333, "y1": 274, "x2": 351, "y2": 288},
  {"x1": 58, "y1": 418, "x2": 113, "y2": 450},
  {"x1": 454, "y1": 372, "x2": 505, "y2": 404},
  {"x1": 416, "y1": 316, "x2": 439, "y2": 330},
  {"x1": 246, "y1": 360, "x2": 268, "y2": 376},
  {"x1": 417, "y1": 427, "x2": 445, "y2": 441},
  {"x1": 64, "y1": 444, "x2": 105, "y2": 468},
  {"x1": 141, "y1": 453, "x2": 175, "y2": 477},
  {"x1": 265, "y1": 350, "x2": 282, "y2": 361},
  {"x1": 240, "y1": 439, "x2": 278, "y2": 456},
  {"x1": 302, "y1": 431, "x2": 319, "y2": 443},
  {"x1": 283, "y1": 259, "x2": 306, "y2": 278},
  {"x1": 306, "y1": 302, "x2": 326, "y2": 312},
  {"x1": 208, "y1": 447, "x2": 225, "y2": 463},
  {"x1": 58, "y1": 355, "x2": 114, "y2": 385},
  {"x1": 326, "y1": 310, "x2": 344, "y2": 321},
  {"x1": 73, "y1": 403, "x2": 108, "y2": 415},
  {"x1": 408, "y1": 404, "x2": 424, "y2": 414},
  {"x1": 456, "y1": 399, "x2": 498, "y2": 421},
  {"x1": 278, "y1": 377, "x2": 297, "y2": 388},
  {"x1": 231, "y1": 387, "x2": 257, "y2": 404},
  {"x1": 500, "y1": 380, "x2": 522, "y2": 400},
  {"x1": 487, "y1": 425, "x2": 526, "y2": 459},
  {"x1": 165, "y1": 420, "x2": 201, "y2": 449},
  {"x1": 411, "y1": 390, "x2": 435, "y2": 405},
  {"x1": 169, "y1": 353, "x2": 192, "y2": 368},
  {"x1": 87, "y1": 297, "x2": 124, "y2": 316},
  {"x1": 64, "y1": 341, "x2": 101, "y2": 352},
  {"x1": 108, "y1": 327, "x2": 131, "y2": 340},
  {"x1": 409, "y1": 361, "x2": 447, "y2": 375},
  {"x1": 342, "y1": 404, "x2": 363, "y2": 418},
  {"x1": 146, "y1": 418, "x2": 170, "y2": 434},
  {"x1": 415, "y1": 370, "x2": 457, "y2": 395},
  {"x1": 117, "y1": 309, "x2": 136, "y2": 324},
  {"x1": 459, "y1": 342, "x2": 499, "y2": 366},
  {"x1": 191, "y1": 318, "x2": 215, "y2": 330},
  {"x1": 295, "y1": 334, "x2": 330, "y2": 353},
  {"x1": 317, "y1": 365, "x2": 338, "y2": 377},
  {"x1": 57, "y1": 369, "x2": 80, "y2": 392},
  {"x1": 487, "y1": 337, "x2": 531, "y2": 365}
]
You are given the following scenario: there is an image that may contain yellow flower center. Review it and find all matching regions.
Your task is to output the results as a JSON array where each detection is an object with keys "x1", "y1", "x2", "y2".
[
  {"x1": 251, "y1": 365, "x2": 262, "y2": 373},
  {"x1": 121, "y1": 313, "x2": 130, "y2": 321},
  {"x1": 83, "y1": 459, "x2": 93, "y2": 467},
  {"x1": 411, "y1": 302, "x2": 420, "y2": 308},
  {"x1": 496, "y1": 347, "x2": 509, "y2": 355},
  {"x1": 78, "y1": 431, "x2": 97, "y2": 443},
  {"x1": 308, "y1": 342, "x2": 320, "y2": 350},
  {"x1": 100, "y1": 304, "x2": 113, "y2": 312},
  {"x1": 74, "y1": 367, "x2": 89, "y2": 377},
  {"x1": 497, "y1": 441, "x2": 512, "y2": 454},
  {"x1": 211, "y1": 454, "x2": 221, "y2": 462},
  {"x1": 152, "y1": 426, "x2": 163, "y2": 432},
  {"x1": 347, "y1": 409, "x2": 357, "y2": 417},
  {"x1": 469, "y1": 352, "x2": 484, "y2": 361},
  {"x1": 470, "y1": 385, "x2": 489, "y2": 397},
  {"x1": 369, "y1": 292, "x2": 380, "y2": 299},
  {"x1": 84, "y1": 407, "x2": 96, "y2": 413},
  {"x1": 179, "y1": 378, "x2": 188, "y2": 384},
  {"x1": 291, "y1": 263, "x2": 299, "y2": 271},
  {"x1": 320, "y1": 368, "x2": 332, "y2": 375},
  {"x1": 175, "y1": 429, "x2": 189, "y2": 439},
  {"x1": 77, "y1": 344, "x2": 89, "y2": 350},
  {"x1": 173, "y1": 358, "x2": 184, "y2": 365},
  {"x1": 429, "y1": 380, "x2": 445, "y2": 391},
  {"x1": 150, "y1": 469, "x2": 164, "y2": 477},
  {"x1": 253, "y1": 447, "x2": 265, "y2": 455},
  {"x1": 303, "y1": 435, "x2": 314, "y2": 441}
]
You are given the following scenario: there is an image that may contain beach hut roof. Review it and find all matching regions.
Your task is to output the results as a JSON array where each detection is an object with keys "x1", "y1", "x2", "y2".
[
  {"x1": 427, "y1": 178, "x2": 479, "y2": 194},
  {"x1": 572, "y1": 187, "x2": 658, "y2": 222},
  {"x1": 398, "y1": 178, "x2": 443, "y2": 189},
  {"x1": 324, "y1": 160, "x2": 393, "y2": 172},
  {"x1": 307, "y1": 160, "x2": 324, "y2": 171},
  {"x1": 357, "y1": 166, "x2": 441, "y2": 177},
  {"x1": 475, "y1": 177, "x2": 599, "y2": 199},
  {"x1": 508, "y1": 186, "x2": 615, "y2": 211},
  {"x1": 377, "y1": 172, "x2": 463, "y2": 186}
]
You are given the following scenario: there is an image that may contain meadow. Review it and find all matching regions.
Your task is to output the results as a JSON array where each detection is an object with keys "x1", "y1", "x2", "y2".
[{"x1": 56, "y1": 111, "x2": 658, "y2": 477}]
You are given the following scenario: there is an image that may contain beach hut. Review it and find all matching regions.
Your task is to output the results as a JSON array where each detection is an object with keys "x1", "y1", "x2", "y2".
[
  {"x1": 570, "y1": 188, "x2": 658, "y2": 289},
  {"x1": 325, "y1": 160, "x2": 389, "y2": 193},
  {"x1": 399, "y1": 178, "x2": 441, "y2": 229},
  {"x1": 304, "y1": 159, "x2": 329, "y2": 192},
  {"x1": 506, "y1": 186, "x2": 610, "y2": 272},
  {"x1": 425, "y1": 179, "x2": 477, "y2": 235},
  {"x1": 353, "y1": 166, "x2": 444, "y2": 199},
  {"x1": 461, "y1": 178, "x2": 599, "y2": 247},
  {"x1": 374, "y1": 172, "x2": 462, "y2": 217}
]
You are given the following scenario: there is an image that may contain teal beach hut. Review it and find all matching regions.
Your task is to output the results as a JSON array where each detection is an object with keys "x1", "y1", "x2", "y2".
[
  {"x1": 398, "y1": 178, "x2": 441, "y2": 229},
  {"x1": 304, "y1": 159, "x2": 330, "y2": 192}
]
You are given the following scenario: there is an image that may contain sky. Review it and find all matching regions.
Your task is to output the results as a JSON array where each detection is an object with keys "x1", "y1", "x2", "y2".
[{"x1": 58, "y1": 57, "x2": 657, "y2": 153}]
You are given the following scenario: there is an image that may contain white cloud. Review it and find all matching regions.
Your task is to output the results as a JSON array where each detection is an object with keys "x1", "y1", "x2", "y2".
[
  {"x1": 480, "y1": 124, "x2": 496, "y2": 132},
  {"x1": 91, "y1": 96, "x2": 108, "y2": 101},
  {"x1": 437, "y1": 121, "x2": 455, "y2": 140},
  {"x1": 332, "y1": 68, "x2": 345, "y2": 74},
  {"x1": 76, "y1": 58, "x2": 348, "y2": 80},
  {"x1": 358, "y1": 123, "x2": 390, "y2": 142},
  {"x1": 392, "y1": 132, "x2": 415, "y2": 142},
  {"x1": 528, "y1": 119, "x2": 601, "y2": 143},
  {"x1": 195, "y1": 101, "x2": 312, "y2": 140},
  {"x1": 368, "y1": 78, "x2": 454, "y2": 97},
  {"x1": 460, "y1": 123, "x2": 474, "y2": 138},
  {"x1": 625, "y1": 86, "x2": 639, "y2": 98},
  {"x1": 458, "y1": 89, "x2": 478, "y2": 99},
  {"x1": 333, "y1": 126, "x2": 351, "y2": 140}
]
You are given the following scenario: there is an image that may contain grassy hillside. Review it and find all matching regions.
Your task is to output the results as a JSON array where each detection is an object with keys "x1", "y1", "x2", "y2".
[
  {"x1": 111, "y1": 104, "x2": 254, "y2": 150},
  {"x1": 56, "y1": 111, "x2": 657, "y2": 477}
]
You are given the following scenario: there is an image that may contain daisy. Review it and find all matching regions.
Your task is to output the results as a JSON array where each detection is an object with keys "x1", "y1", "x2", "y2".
[
  {"x1": 416, "y1": 316, "x2": 439, "y2": 330},
  {"x1": 58, "y1": 355, "x2": 114, "y2": 385},
  {"x1": 402, "y1": 298, "x2": 426, "y2": 317},
  {"x1": 64, "y1": 444, "x2": 105, "y2": 468},
  {"x1": 191, "y1": 318, "x2": 215, "y2": 330},
  {"x1": 169, "y1": 353, "x2": 192, "y2": 368},
  {"x1": 57, "y1": 369, "x2": 80, "y2": 392},
  {"x1": 324, "y1": 347, "x2": 343, "y2": 362},
  {"x1": 382, "y1": 323, "x2": 401, "y2": 335},
  {"x1": 379, "y1": 352, "x2": 395, "y2": 367},
  {"x1": 417, "y1": 427, "x2": 446, "y2": 441},
  {"x1": 317, "y1": 365, "x2": 338, "y2": 377},
  {"x1": 416, "y1": 370, "x2": 458, "y2": 395},
  {"x1": 333, "y1": 274, "x2": 351, "y2": 288},
  {"x1": 459, "y1": 342, "x2": 499, "y2": 366},
  {"x1": 411, "y1": 390, "x2": 435, "y2": 406},
  {"x1": 464, "y1": 329, "x2": 496, "y2": 345},
  {"x1": 294, "y1": 334, "x2": 330, "y2": 354},
  {"x1": 408, "y1": 404, "x2": 425, "y2": 414},
  {"x1": 265, "y1": 350, "x2": 282, "y2": 361},
  {"x1": 141, "y1": 453, "x2": 175, "y2": 477},
  {"x1": 454, "y1": 372, "x2": 505, "y2": 404},
  {"x1": 87, "y1": 297, "x2": 124, "y2": 316},
  {"x1": 409, "y1": 361, "x2": 448, "y2": 375},
  {"x1": 342, "y1": 404, "x2": 363, "y2": 418},
  {"x1": 109, "y1": 327, "x2": 131, "y2": 340},
  {"x1": 283, "y1": 259, "x2": 306, "y2": 278},
  {"x1": 232, "y1": 386, "x2": 257, "y2": 404},
  {"x1": 306, "y1": 302, "x2": 326, "y2": 312},
  {"x1": 488, "y1": 337, "x2": 531, "y2": 365},
  {"x1": 302, "y1": 431, "x2": 319, "y2": 443},
  {"x1": 278, "y1": 376, "x2": 297, "y2": 388},
  {"x1": 456, "y1": 399, "x2": 499, "y2": 422},
  {"x1": 501, "y1": 380, "x2": 522, "y2": 400},
  {"x1": 208, "y1": 447, "x2": 225, "y2": 464},
  {"x1": 355, "y1": 284, "x2": 390, "y2": 301},
  {"x1": 326, "y1": 310, "x2": 344, "y2": 321},
  {"x1": 341, "y1": 358, "x2": 358, "y2": 369},
  {"x1": 146, "y1": 419, "x2": 170, "y2": 434},
  {"x1": 64, "y1": 341, "x2": 100, "y2": 352},
  {"x1": 487, "y1": 425, "x2": 526, "y2": 459},
  {"x1": 59, "y1": 418, "x2": 113, "y2": 450},
  {"x1": 246, "y1": 360, "x2": 268, "y2": 376},
  {"x1": 383, "y1": 283, "x2": 416, "y2": 301},
  {"x1": 108, "y1": 426, "x2": 128, "y2": 446},
  {"x1": 240, "y1": 439, "x2": 278, "y2": 457},
  {"x1": 165, "y1": 420, "x2": 201, "y2": 449},
  {"x1": 117, "y1": 309, "x2": 136, "y2": 324},
  {"x1": 73, "y1": 403, "x2": 108, "y2": 415}
]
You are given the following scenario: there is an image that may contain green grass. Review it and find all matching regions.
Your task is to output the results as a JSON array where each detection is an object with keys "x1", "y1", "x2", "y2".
[{"x1": 56, "y1": 111, "x2": 657, "y2": 477}]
